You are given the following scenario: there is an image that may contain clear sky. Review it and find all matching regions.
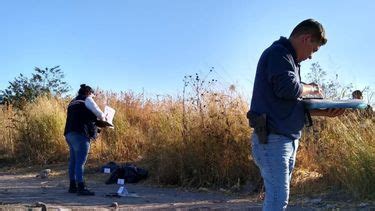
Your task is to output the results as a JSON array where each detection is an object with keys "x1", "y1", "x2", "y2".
[{"x1": 1, "y1": 0, "x2": 374, "y2": 98}]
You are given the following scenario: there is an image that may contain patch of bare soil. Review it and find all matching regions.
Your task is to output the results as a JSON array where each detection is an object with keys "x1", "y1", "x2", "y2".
[{"x1": 0, "y1": 164, "x2": 373, "y2": 210}]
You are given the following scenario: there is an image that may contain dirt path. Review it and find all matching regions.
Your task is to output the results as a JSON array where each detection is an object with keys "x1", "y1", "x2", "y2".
[{"x1": 0, "y1": 165, "x2": 373, "y2": 210}]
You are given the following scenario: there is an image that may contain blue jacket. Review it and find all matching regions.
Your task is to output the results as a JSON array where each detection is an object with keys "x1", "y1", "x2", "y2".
[{"x1": 249, "y1": 37, "x2": 306, "y2": 140}]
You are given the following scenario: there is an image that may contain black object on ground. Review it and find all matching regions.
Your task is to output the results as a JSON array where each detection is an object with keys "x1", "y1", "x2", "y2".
[{"x1": 105, "y1": 163, "x2": 148, "y2": 184}]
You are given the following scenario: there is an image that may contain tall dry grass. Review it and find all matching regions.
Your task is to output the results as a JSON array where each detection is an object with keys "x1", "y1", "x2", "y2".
[
  {"x1": 296, "y1": 112, "x2": 375, "y2": 199},
  {"x1": 0, "y1": 106, "x2": 17, "y2": 163},
  {"x1": 0, "y1": 87, "x2": 373, "y2": 199},
  {"x1": 0, "y1": 97, "x2": 67, "y2": 164}
]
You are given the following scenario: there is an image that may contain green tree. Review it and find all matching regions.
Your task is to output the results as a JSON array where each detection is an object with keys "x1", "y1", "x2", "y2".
[{"x1": 1, "y1": 66, "x2": 70, "y2": 109}]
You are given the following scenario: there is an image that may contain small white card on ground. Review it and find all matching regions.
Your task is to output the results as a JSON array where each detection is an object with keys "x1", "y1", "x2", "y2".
[
  {"x1": 117, "y1": 186, "x2": 129, "y2": 196},
  {"x1": 117, "y1": 186, "x2": 124, "y2": 194},
  {"x1": 117, "y1": 179, "x2": 125, "y2": 185}
]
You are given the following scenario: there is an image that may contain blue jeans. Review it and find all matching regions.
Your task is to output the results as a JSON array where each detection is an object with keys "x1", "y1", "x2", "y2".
[
  {"x1": 251, "y1": 133, "x2": 299, "y2": 211},
  {"x1": 65, "y1": 132, "x2": 91, "y2": 183}
]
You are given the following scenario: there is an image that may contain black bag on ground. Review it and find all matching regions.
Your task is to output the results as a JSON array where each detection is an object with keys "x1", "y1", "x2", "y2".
[{"x1": 105, "y1": 163, "x2": 148, "y2": 184}]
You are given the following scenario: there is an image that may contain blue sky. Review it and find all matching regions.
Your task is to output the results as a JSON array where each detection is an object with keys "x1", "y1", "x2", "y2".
[{"x1": 1, "y1": 0, "x2": 374, "y2": 98}]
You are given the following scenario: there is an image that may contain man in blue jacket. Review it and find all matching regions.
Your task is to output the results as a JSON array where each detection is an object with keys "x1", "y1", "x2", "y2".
[{"x1": 248, "y1": 19, "x2": 344, "y2": 210}]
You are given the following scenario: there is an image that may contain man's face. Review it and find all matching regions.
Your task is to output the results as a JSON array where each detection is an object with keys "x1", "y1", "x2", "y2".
[
  {"x1": 300, "y1": 35, "x2": 321, "y2": 62},
  {"x1": 353, "y1": 93, "x2": 363, "y2": 100}
]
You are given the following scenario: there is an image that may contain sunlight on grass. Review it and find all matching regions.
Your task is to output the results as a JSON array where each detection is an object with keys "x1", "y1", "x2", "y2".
[{"x1": 0, "y1": 87, "x2": 374, "y2": 199}]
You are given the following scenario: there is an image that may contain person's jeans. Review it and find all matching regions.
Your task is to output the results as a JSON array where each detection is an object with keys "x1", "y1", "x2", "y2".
[
  {"x1": 251, "y1": 133, "x2": 299, "y2": 211},
  {"x1": 65, "y1": 132, "x2": 91, "y2": 183}
]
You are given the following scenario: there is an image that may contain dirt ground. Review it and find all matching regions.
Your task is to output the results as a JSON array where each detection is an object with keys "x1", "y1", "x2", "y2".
[{"x1": 0, "y1": 164, "x2": 374, "y2": 210}]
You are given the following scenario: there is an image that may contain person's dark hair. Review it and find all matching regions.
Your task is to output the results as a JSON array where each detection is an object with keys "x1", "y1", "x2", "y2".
[
  {"x1": 78, "y1": 84, "x2": 94, "y2": 96},
  {"x1": 290, "y1": 19, "x2": 327, "y2": 46},
  {"x1": 352, "y1": 90, "x2": 363, "y2": 99}
]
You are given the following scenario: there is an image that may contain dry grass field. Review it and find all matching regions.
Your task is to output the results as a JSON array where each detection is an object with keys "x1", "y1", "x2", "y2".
[{"x1": 0, "y1": 87, "x2": 374, "y2": 201}]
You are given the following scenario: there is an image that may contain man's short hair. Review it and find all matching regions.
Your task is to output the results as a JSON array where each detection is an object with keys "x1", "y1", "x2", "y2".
[
  {"x1": 352, "y1": 90, "x2": 363, "y2": 99},
  {"x1": 290, "y1": 19, "x2": 327, "y2": 46}
]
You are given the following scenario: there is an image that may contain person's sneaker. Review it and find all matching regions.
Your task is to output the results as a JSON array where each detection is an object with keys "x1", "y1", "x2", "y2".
[
  {"x1": 68, "y1": 180, "x2": 77, "y2": 193},
  {"x1": 77, "y1": 182, "x2": 95, "y2": 196}
]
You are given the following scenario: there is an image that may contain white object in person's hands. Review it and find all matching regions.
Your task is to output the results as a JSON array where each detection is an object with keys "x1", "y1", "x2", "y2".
[
  {"x1": 96, "y1": 106, "x2": 116, "y2": 128},
  {"x1": 104, "y1": 106, "x2": 115, "y2": 126}
]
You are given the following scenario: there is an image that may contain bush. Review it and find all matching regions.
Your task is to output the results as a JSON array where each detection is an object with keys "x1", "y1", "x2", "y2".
[{"x1": 14, "y1": 96, "x2": 67, "y2": 164}]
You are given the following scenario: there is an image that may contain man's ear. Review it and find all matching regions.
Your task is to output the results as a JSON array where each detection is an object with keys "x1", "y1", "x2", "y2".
[{"x1": 301, "y1": 34, "x2": 310, "y2": 44}]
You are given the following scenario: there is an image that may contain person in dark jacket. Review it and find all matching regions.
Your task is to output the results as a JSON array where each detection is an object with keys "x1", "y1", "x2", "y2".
[
  {"x1": 248, "y1": 19, "x2": 345, "y2": 210},
  {"x1": 64, "y1": 84, "x2": 105, "y2": 196}
]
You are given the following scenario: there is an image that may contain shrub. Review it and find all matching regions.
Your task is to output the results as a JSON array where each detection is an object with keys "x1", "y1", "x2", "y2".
[{"x1": 14, "y1": 96, "x2": 67, "y2": 164}]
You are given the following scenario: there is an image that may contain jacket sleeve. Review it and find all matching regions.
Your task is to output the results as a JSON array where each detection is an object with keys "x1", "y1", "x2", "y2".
[
  {"x1": 85, "y1": 96, "x2": 105, "y2": 120},
  {"x1": 266, "y1": 49, "x2": 303, "y2": 100}
]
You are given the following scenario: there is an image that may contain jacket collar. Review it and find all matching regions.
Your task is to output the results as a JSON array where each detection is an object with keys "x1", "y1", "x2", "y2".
[{"x1": 275, "y1": 36, "x2": 298, "y2": 64}]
